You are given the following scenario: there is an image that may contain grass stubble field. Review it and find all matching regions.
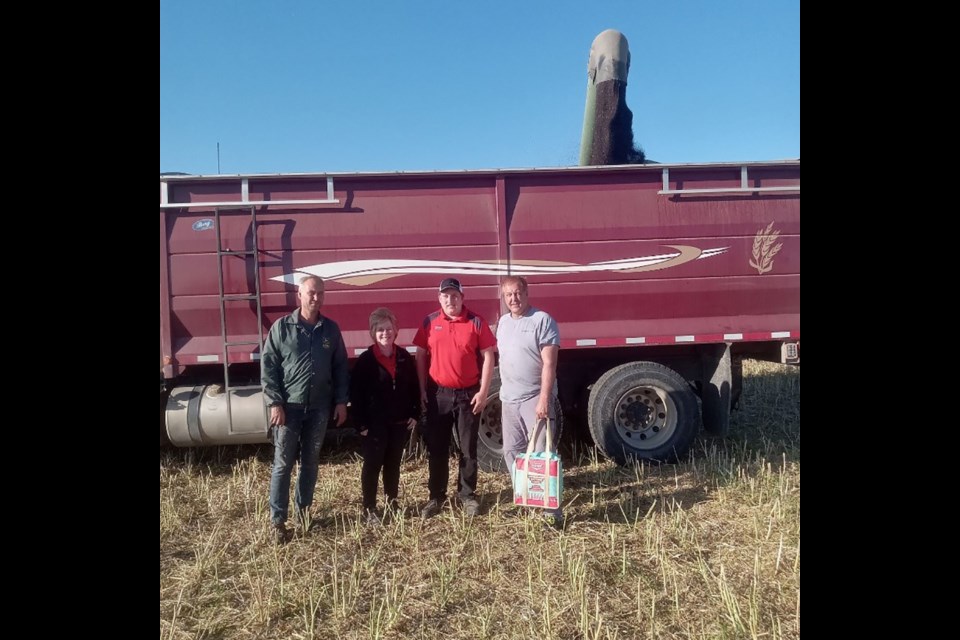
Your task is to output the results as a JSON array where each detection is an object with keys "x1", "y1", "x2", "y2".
[{"x1": 160, "y1": 360, "x2": 800, "y2": 639}]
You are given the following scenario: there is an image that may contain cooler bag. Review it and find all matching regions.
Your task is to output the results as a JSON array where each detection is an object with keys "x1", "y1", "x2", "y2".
[{"x1": 513, "y1": 418, "x2": 563, "y2": 509}]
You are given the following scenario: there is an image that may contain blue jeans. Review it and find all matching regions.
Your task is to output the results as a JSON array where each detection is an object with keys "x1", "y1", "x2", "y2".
[{"x1": 269, "y1": 407, "x2": 329, "y2": 525}]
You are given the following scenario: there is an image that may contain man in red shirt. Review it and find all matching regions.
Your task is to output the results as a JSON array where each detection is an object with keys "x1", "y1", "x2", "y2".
[{"x1": 413, "y1": 278, "x2": 497, "y2": 518}]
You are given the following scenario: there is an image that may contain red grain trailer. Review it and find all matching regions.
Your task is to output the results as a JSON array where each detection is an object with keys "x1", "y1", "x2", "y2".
[{"x1": 160, "y1": 160, "x2": 799, "y2": 468}]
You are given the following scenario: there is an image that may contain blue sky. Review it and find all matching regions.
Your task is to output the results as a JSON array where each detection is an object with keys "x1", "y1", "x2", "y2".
[{"x1": 160, "y1": 1, "x2": 799, "y2": 175}]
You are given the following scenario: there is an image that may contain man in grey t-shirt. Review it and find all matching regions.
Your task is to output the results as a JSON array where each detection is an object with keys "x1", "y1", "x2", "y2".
[{"x1": 496, "y1": 275, "x2": 563, "y2": 526}]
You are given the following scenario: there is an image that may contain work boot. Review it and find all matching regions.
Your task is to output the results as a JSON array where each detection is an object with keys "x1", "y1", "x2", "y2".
[
  {"x1": 294, "y1": 508, "x2": 311, "y2": 531},
  {"x1": 364, "y1": 508, "x2": 383, "y2": 527},
  {"x1": 420, "y1": 499, "x2": 441, "y2": 519},
  {"x1": 273, "y1": 522, "x2": 292, "y2": 544}
]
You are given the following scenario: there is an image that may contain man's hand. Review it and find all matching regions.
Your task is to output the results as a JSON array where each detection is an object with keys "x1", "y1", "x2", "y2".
[
  {"x1": 535, "y1": 397, "x2": 549, "y2": 421},
  {"x1": 333, "y1": 403, "x2": 347, "y2": 426},
  {"x1": 406, "y1": 417, "x2": 418, "y2": 431},
  {"x1": 269, "y1": 405, "x2": 285, "y2": 427},
  {"x1": 470, "y1": 392, "x2": 487, "y2": 415}
]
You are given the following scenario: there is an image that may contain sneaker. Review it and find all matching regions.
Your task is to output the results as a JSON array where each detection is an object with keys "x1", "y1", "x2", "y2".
[
  {"x1": 543, "y1": 513, "x2": 565, "y2": 530},
  {"x1": 273, "y1": 522, "x2": 292, "y2": 544},
  {"x1": 420, "y1": 499, "x2": 441, "y2": 519},
  {"x1": 461, "y1": 497, "x2": 480, "y2": 517}
]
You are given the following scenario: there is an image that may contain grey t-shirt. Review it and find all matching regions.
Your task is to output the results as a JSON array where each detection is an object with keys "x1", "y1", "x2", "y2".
[{"x1": 496, "y1": 307, "x2": 560, "y2": 403}]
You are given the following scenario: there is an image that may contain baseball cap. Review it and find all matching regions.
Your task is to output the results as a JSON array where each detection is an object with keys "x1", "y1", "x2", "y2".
[{"x1": 438, "y1": 278, "x2": 463, "y2": 294}]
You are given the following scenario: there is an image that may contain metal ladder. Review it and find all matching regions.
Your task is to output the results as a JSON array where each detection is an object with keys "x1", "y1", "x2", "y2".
[{"x1": 214, "y1": 205, "x2": 265, "y2": 432}]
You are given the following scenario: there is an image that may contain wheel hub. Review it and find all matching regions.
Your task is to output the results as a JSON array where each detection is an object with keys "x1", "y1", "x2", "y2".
[
  {"x1": 479, "y1": 399, "x2": 503, "y2": 446},
  {"x1": 615, "y1": 387, "x2": 670, "y2": 443}
]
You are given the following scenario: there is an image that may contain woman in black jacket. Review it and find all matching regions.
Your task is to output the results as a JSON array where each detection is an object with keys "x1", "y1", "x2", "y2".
[{"x1": 349, "y1": 307, "x2": 421, "y2": 523}]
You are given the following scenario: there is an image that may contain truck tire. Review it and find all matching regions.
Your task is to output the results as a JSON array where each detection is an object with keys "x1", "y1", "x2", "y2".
[
  {"x1": 456, "y1": 371, "x2": 563, "y2": 474},
  {"x1": 474, "y1": 372, "x2": 507, "y2": 473},
  {"x1": 587, "y1": 361, "x2": 699, "y2": 464},
  {"x1": 160, "y1": 386, "x2": 172, "y2": 448}
]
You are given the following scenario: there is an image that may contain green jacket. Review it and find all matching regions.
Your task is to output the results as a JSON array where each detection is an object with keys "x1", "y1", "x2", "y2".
[{"x1": 261, "y1": 310, "x2": 349, "y2": 410}]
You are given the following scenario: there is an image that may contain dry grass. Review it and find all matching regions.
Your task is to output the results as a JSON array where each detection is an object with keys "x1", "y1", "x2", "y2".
[{"x1": 160, "y1": 360, "x2": 799, "y2": 639}]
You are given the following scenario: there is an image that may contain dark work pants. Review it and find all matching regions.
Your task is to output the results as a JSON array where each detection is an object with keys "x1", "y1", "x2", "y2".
[
  {"x1": 360, "y1": 422, "x2": 410, "y2": 510},
  {"x1": 425, "y1": 383, "x2": 480, "y2": 501}
]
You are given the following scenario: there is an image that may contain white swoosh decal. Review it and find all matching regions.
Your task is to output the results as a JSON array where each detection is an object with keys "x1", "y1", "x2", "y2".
[{"x1": 271, "y1": 245, "x2": 728, "y2": 286}]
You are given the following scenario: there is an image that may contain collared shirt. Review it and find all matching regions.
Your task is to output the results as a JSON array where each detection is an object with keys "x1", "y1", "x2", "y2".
[
  {"x1": 412, "y1": 305, "x2": 496, "y2": 388},
  {"x1": 373, "y1": 347, "x2": 397, "y2": 380},
  {"x1": 261, "y1": 309, "x2": 349, "y2": 408}
]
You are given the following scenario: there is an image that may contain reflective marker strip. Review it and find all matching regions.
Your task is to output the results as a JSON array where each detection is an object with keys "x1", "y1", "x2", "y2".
[
  {"x1": 181, "y1": 331, "x2": 800, "y2": 362},
  {"x1": 558, "y1": 330, "x2": 798, "y2": 349}
]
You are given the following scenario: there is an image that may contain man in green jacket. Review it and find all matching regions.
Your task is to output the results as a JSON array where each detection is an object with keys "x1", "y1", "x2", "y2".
[{"x1": 262, "y1": 275, "x2": 349, "y2": 542}]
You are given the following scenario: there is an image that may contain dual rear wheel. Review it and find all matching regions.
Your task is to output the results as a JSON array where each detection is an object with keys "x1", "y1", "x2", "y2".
[
  {"x1": 469, "y1": 362, "x2": 699, "y2": 472},
  {"x1": 586, "y1": 361, "x2": 699, "y2": 464}
]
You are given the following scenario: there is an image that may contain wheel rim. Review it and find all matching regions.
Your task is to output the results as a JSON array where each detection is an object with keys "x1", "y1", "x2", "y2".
[
  {"x1": 478, "y1": 395, "x2": 503, "y2": 452},
  {"x1": 613, "y1": 385, "x2": 677, "y2": 450}
]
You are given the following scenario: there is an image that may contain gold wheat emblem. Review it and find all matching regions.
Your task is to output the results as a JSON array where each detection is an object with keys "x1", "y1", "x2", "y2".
[{"x1": 750, "y1": 222, "x2": 783, "y2": 275}]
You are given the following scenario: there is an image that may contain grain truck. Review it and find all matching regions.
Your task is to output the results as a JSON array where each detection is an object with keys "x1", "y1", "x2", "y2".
[{"x1": 159, "y1": 160, "x2": 799, "y2": 470}]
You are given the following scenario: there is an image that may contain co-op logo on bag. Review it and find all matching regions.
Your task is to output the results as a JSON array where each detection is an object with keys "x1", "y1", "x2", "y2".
[
  {"x1": 269, "y1": 245, "x2": 730, "y2": 286},
  {"x1": 192, "y1": 219, "x2": 214, "y2": 231}
]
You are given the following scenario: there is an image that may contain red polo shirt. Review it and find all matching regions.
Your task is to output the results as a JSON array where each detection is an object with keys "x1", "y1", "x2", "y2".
[{"x1": 412, "y1": 305, "x2": 497, "y2": 388}]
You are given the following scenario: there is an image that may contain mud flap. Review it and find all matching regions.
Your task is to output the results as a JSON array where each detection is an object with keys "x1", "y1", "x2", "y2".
[{"x1": 700, "y1": 343, "x2": 731, "y2": 437}]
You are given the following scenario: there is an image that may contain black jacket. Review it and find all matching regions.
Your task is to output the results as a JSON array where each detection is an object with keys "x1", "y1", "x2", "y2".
[{"x1": 349, "y1": 346, "x2": 421, "y2": 429}]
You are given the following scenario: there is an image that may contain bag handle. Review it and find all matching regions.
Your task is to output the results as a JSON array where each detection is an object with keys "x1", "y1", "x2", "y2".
[
  {"x1": 526, "y1": 417, "x2": 555, "y2": 453},
  {"x1": 544, "y1": 416, "x2": 553, "y2": 454}
]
